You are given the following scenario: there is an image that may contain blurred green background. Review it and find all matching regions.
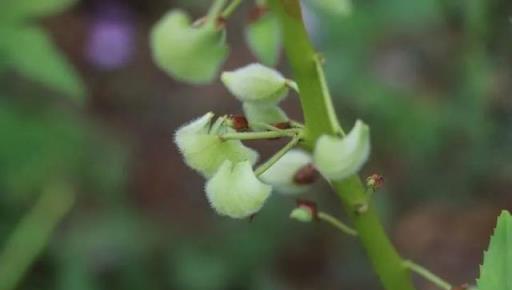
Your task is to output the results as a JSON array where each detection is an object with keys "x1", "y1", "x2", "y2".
[{"x1": 0, "y1": 0, "x2": 511, "y2": 289}]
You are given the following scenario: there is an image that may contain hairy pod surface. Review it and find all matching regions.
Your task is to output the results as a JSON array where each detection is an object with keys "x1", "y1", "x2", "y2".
[
  {"x1": 150, "y1": 10, "x2": 228, "y2": 84},
  {"x1": 174, "y1": 113, "x2": 258, "y2": 177},
  {"x1": 206, "y1": 160, "x2": 272, "y2": 218}
]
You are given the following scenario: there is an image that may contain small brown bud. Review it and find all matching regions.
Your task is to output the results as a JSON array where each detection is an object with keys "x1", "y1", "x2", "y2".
[
  {"x1": 293, "y1": 164, "x2": 318, "y2": 185},
  {"x1": 274, "y1": 122, "x2": 291, "y2": 130},
  {"x1": 229, "y1": 115, "x2": 249, "y2": 131},
  {"x1": 216, "y1": 16, "x2": 227, "y2": 28},
  {"x1": 366, "y1": 174, "x2": 384, "y2": 189}
]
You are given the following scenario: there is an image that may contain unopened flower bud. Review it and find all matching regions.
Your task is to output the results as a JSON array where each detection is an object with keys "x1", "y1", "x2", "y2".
[
  {"x1": 260, "y1": 150, "x2": 314, "y2": 195},
  {"x1": 174, "y1": 113, "x2": 258, "y2": 177},
  {"x1": 221, "y1": 63, "x2": 296, "y2": 103},
  {"x1": 150, "y1": 10, "x2": 229, "y2": 84},
  {"x1": 227, "y1": 115, "x2": 249, "y2": 131},
  {"x1": 242, "y1": 102, "x2": 288, "y2": 131},
  {"x1": 245, "y1": 5, "x2": 281, "y2": 66},
  {"x1": 206, "y1": 160, "x2": 272, "y2": 218},
  {"x1": 313, "y1": 120, "x2": 370, "y2": 181},
  {"x1": 290, "y1": 199, "x2": 318, "y2": 222},
  {"x1": 290, "y1": 207, "x2": 314, "y2": 223}
]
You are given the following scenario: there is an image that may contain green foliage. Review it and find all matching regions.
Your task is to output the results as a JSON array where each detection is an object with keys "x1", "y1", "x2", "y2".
[
  {"x1": 0, "y1": 102, "x2": 85, "y2": 197},
  {"x1": 0, "y1": 0, "x2": 85, "y2": 102},
  {"x1": 307, "y1": 0, "x2": 352, "y2": 17},
  {"x1": 0, "y1": 26, "x2": 85, "y2": 102},
  {"x1": 0, "y1": 100, "x2": 126, "y2": 204},
  {"x1": 0, "y1": 0, "x2": 77, "y2": 23},
  {"x1": 477, "y1": 211, "x2": 512, "y2": 290}
]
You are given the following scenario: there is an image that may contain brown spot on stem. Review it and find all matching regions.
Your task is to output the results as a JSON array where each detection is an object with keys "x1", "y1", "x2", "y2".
[
  {"x1": 281, "y1": 0, "x2": 302, "y2": 19},
  {"x1": 274, "y1": 122, "x2": 291, "y2": 129},
  {"x1": 248, "y1": 4, "x2": 269, "y2": 23}
]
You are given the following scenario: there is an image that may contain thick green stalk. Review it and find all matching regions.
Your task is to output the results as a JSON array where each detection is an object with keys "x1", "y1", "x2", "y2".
[
  {"x1": 0, "y1": 184, "x2": 75, "y2": 290},
  {"x1": 269, "y1": 1, "x2": 416, "y2": 290}
]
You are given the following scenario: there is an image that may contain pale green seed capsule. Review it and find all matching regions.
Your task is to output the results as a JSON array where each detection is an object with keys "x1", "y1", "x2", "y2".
[
  {"x1": 206, "y1": 160, "x2": 272, "y2": 219},
  {"x1": 260, "y1": 149, "x2": 313, "y2": 195},
  {"x1": 313, "y1": 120, "x2": 370, "y2": 181},
  {"x1": 289, "y1": 207, "x2": 314, "y2": 223},
  {"x1": 174, "y1": 113, "x2": 258, "y2": 177},
  {"x1": 242, "y1": 102, "x2": 288, "y2": 131},
  {"x1": 245, "y1": 10, "x2": 281, "y2": 66},
  {"x1": 221, "y1": 63, "x2": 295, "y2": 103},
  {"x1": 150, "y1": 10, "x2": 229, "y2": 84}
]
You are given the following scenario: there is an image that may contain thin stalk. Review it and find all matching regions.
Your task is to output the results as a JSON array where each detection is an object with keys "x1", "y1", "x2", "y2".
[
  {"x1": 207, "y1": 0, "x2": 228, "y2": 26},
  {"x1": 0, "y1": 184, "x2": 75, "y2": 290},
  {"x1": 222, "y1": 0, "x2": 243, "y2": 18},
  {"x1": 403, "y1": 260, "x2": 452, "y2": 290},
  {"x1": 317, "y1": 211, "x2": 357, "y2": 236},
  {"x1": 269, "y1": 1, "x2": 416, "y2": 289},
  {"x1": 255, "y1": 134, "x2": 301, "y2": 176},
  {"x1": 220, "y1": 129, "x2": 299, "y2": 140}
]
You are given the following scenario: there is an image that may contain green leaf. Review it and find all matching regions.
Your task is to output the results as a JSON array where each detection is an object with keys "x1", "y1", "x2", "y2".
[
  {"x1": 307, "y1": 0, "x2": 352, "y2": 17},
  {"x1": 0, "y1": 26, "x2": 86, "y2": 102},
  {"x1": 245, "y1": 11, "x2": 281, "y2": 66},
  {"x1": 0, "y1": 0, "x2": 78, "y2": 23},
  {"x1": 477, "y1": 210, "x2": 512, "y2": 290}
]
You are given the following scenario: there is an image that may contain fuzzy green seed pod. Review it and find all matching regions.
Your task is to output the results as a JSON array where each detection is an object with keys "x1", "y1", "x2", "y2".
[
  {"x1": 242, "y1": 102, "x2": 288, "y2": 131},
  {"x1": 150, "y1": 10, "x2": 229, "y2": 84},
  {"x1": 174, "y1": 113, "x2": 258, "y2": 177},
  {"x1": 260, "y1": 149, "x2": 314, "y2": 195},
  {"x1": 313, "y1": 120, "x2": 370, "y2": 181},
  {"x1": 221, "y1": 63, "x2": 296, "y2": 103},
  {"x1": 206, "y1": 160, "x2": 272, "y2": 218}
]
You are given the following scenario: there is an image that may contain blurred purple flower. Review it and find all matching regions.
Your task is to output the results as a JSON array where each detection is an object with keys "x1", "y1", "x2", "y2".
[{"x1": 85, "y1": 1, "x2": 136, "y2": 70}]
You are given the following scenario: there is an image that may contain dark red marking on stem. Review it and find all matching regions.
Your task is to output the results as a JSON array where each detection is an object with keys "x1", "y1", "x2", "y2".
[
  {"x1": 274, "y1": 122, "x2": 291, "y2": 130},
  {"x1": 248, "y1": 4, "x2": 269, "y2": 23}
]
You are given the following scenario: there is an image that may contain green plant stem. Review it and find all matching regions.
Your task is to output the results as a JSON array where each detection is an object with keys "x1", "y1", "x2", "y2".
[
  {"x1": 0, "y1": 184, "x2": 75, "y2": 290},
  {"x1": 403, "y1": 260, "x2": 452, "y2": 290},
  {"x1": 255, "y1": 134, "x2": 301, "y2": 176},
  {"x1": 317, "y1": 211, "x2": 358, "y2": 236},
  {"x1": 269, "y1": 1, "x2": 416, "y2": 290},
  {"x1": 220, "y1": 129, "x2": 300, "y2": 140},
  {"x1": 207, "y1": 0, "x2": 228, "y2": 25},
  {"x1": 314, "y1": 212, "x2": 454, "y2": 290},
  {"x1": 222, "y1": 0, "x2": 243, "y2": 18}
]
